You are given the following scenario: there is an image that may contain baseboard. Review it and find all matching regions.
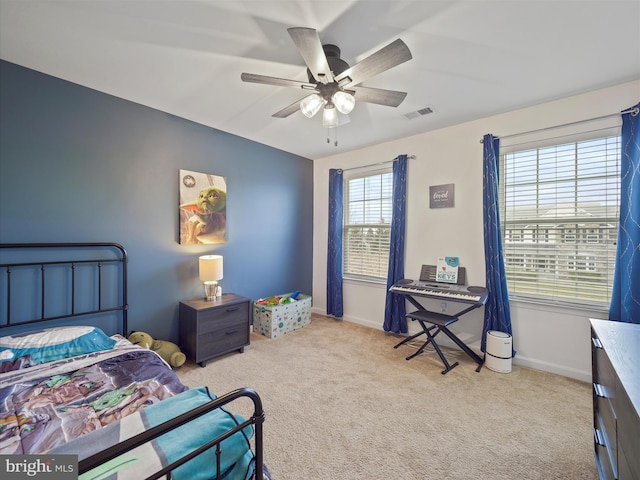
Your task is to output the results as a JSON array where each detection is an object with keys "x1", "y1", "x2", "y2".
[
  {"x1": 311, "y1": 306, "x2": 591, "y2": 383},
  {"x1": 512, "y1": 355, "x2": 591, "y2": 383},
  {"x1": 312, "y1": 308, "x2": 395, "y2": 333}
]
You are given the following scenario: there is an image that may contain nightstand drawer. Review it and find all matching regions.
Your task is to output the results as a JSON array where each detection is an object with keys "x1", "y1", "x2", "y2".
[
  {"x1": 198, "y1": 303, "x2": 249, "y2": 334},
  {"x1": 199, "y1": 326, "x2": 249, "y2": 357},
  {"x1": 198, "y1": 303, "x2": 248, "y2": 334}
]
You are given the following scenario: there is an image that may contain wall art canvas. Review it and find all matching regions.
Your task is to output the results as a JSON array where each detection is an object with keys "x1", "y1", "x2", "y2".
[
  {"x1": 179, "y1": 169, "x2": 227, "y2": 244},
  {"x1": 429, "y1": 183, "x2": 455, "y2": 209}
]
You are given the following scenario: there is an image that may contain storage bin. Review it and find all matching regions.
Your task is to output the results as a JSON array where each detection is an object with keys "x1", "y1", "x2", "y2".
[{"x1": 253, "y1": 293, "x2": 312, "y2": 338}]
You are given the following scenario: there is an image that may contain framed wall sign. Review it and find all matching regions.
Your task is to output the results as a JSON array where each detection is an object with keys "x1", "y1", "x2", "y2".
[{"x1": 429, "y1": 183, "x2": 455, "y2": 209}]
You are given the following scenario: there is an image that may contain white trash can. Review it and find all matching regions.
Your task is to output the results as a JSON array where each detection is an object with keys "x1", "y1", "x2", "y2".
[{"x1": 485, "y1": 330, "x2": 513, "y2": 373}]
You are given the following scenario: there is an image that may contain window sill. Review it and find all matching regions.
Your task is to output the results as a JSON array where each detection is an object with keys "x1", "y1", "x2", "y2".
[{"x1": 510, "y1": 296, "x2": 609, "y2": 316}]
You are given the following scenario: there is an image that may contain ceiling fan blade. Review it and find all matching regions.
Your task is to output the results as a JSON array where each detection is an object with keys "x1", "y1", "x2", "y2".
[
  {"x1": 272, "y1": 98, "x2": 307, "y2": 118},
  {"x1": 335, "y1": 39, "x2": 412, "y2": 88},
  {"x1": 241, "y1": 72, "x2": 315, "y2": 90},
  {"x1": 287, "y1": 27, "x2": 334, "y2": 84},
  {"x1": 350, "y1": 86, "x2": 408, "y2": 107},
  {"x1": 338, "y1": 113, "x2": 351, "y2": 126}
]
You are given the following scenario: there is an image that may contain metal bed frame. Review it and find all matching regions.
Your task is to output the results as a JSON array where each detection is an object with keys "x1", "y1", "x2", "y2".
[
  {"x1": 0, "y1": 242, "x2": 265, "y2": 480},
  {"x1": 0, "y1": 242, "x2": 129, "y2": 335}
]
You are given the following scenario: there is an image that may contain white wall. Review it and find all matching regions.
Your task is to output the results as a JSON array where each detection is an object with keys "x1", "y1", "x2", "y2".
[{"x1": 312, "y1": 81, "x2": 639, "y2": 382}]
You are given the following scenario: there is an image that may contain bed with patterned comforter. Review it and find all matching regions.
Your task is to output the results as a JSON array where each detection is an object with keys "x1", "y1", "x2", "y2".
[{"x1": 0, "y1": 328, "x2": 258, "y2": 480}]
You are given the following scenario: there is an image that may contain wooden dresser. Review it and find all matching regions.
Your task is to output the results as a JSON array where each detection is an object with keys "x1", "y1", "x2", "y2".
[{"x1": 590, "y1": 318, "x2": 640, "y2": 480}]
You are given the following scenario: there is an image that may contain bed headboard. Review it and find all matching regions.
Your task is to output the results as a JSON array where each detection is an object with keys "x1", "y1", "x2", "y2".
[{"x1": 0, "y1": 243, "x2": 128, "y2": 335}]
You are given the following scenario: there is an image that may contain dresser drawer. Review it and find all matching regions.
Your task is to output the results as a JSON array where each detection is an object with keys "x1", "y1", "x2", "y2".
[
  {"x1": 594, "y1": 397, "x2": 617, "y2": 478},
  {"x1": 594, "y1": 431, "x2": 617, "y2": 480},
  {"x1": 593, "y1": 336, "x2": 616, "y2": 389},
  {"x1": 197, "y1": 302, "x2": 249, "y2": 335}
]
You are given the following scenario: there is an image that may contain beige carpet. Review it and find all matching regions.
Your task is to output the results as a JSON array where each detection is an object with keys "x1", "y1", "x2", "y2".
[{"x1": 177, "y1": 314, "x2": 597, "y2": 480}]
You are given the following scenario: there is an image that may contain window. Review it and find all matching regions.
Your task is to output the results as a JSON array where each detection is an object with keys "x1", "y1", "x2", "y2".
[
  {"x1": 500, "y1": 135, "x2": 620, "y2": 307},
  {"x1": 586, "y1": 233, "x2": 600, "y2": 244},
  {"x1": 343, "y1": 168, "x2": 393, "y2": 281}
]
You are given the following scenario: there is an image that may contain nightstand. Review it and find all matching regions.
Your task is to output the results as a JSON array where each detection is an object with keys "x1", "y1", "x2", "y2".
[{"x1": 179, "y1": 293, "x2": 251, "y2": 367}]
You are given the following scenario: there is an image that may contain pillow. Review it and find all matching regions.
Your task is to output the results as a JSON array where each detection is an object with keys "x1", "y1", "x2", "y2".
[{"x1": 0, "y1": 326, "x2": 117, "y2": 370}]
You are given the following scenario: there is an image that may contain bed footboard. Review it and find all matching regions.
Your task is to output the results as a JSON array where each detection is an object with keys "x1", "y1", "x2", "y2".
[{"x1": 79, "y1": 387, "x2": 265, "y2": 480}]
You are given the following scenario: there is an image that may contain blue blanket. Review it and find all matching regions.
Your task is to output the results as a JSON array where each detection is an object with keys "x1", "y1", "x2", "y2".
[{"x1": 51, "y1": 386, "x2": 255, "y2": 480}]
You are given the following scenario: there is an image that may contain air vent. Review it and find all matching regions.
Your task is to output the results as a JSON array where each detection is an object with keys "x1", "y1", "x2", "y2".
[{"x1": 404, "y1": 106, "x2": 434, "y2": 120}]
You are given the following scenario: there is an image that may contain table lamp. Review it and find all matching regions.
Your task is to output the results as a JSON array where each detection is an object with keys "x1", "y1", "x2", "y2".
[{"x1": 199, "y1": 254, "x2": 223, "y2": 301}]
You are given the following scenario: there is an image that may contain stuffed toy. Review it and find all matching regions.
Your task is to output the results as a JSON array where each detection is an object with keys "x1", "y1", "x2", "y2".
[{"x1": 128, "y1": 331, "x2": 186, "y2": 368}]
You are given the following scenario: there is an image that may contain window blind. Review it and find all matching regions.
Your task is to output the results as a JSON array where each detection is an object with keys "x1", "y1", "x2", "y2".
[
  {"x1": 343, "y1": 171, "x2": 393, "y2": 280},
  {"x1": 500, "y1": 135, "x2": 620, "y2": 307}
]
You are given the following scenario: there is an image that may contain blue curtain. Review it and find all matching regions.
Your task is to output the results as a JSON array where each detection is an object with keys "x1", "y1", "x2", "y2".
[
  {"x1": 481, "y1": 135, "x2": 514, "y2": 354},
  {"x1": 383, "y1": 155, "x2": 408, "y2": 334},
  {"x1": 327, "y1": 168, "x2": 344, "y2": 317},
  {"x1": 609, "y1": 103, "x2": 640, "y2": 324}
]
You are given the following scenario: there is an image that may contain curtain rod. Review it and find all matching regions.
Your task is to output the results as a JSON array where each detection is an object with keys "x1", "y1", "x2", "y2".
[
  {"x1": 479, "y1": 107, "x2": 639, "y2": 143},
  {"x1": 338, "y1": 155, "x2": 416, "y2": 173}
]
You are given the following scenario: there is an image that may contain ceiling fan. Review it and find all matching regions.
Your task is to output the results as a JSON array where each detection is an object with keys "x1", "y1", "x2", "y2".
[{"x1": 241, "y1": 27, "x2": 412, "y2": 129}]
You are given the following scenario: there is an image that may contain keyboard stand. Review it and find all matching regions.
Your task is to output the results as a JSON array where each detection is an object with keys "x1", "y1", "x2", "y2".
[{"x1": 393, "y1": 296, "x2": 485, "y2": 375}]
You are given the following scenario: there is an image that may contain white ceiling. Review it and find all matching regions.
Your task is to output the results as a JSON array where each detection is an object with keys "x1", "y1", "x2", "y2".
[{"x1": 1, "y1": 0, "x2": 639, "y2": 160}]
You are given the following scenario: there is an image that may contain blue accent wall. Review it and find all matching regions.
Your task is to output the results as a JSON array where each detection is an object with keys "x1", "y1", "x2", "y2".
[{"x1": 0, "y1": 60, "x2": 313, "y2": 342}]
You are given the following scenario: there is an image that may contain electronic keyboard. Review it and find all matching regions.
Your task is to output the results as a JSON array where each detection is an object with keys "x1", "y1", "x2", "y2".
[{"x1": 390, "y1": 279, "x2": 488, "y2": 305}]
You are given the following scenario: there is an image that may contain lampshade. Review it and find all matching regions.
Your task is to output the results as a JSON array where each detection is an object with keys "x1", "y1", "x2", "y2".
[
  {"x1": 322, "y1": 103, "x2": 339, "y2": 128},
  {"x1": 199, "y1": 255, "x2": 223, "y2": 281},
  {"x1": 332, "y1": 91, "x2": 355, "y2": 114},
  {"x1": 300, "y1": 94, "x2": 324, "y2": 118}
]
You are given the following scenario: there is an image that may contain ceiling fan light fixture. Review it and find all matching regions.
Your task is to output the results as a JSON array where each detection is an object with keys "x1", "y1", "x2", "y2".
[
  {"x1": 300, "y1": 94, "x2": 324, "y2": 118},
  {"x1": 332, "y1": 91, "x2": 355, "y2": 114},
  {"x1": 322, "y1": 103, "x2": 339, "y2": 128}
]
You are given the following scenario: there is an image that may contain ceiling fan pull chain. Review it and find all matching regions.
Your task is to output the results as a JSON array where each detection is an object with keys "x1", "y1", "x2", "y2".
[{"x1": 326, "y1": 128, "x2": 338, "y2": 147}]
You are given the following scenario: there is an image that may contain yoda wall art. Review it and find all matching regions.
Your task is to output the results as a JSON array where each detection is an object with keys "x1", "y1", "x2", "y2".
[{"x1": 179, "y1": 169, "x2": 227, "y2": 244}]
